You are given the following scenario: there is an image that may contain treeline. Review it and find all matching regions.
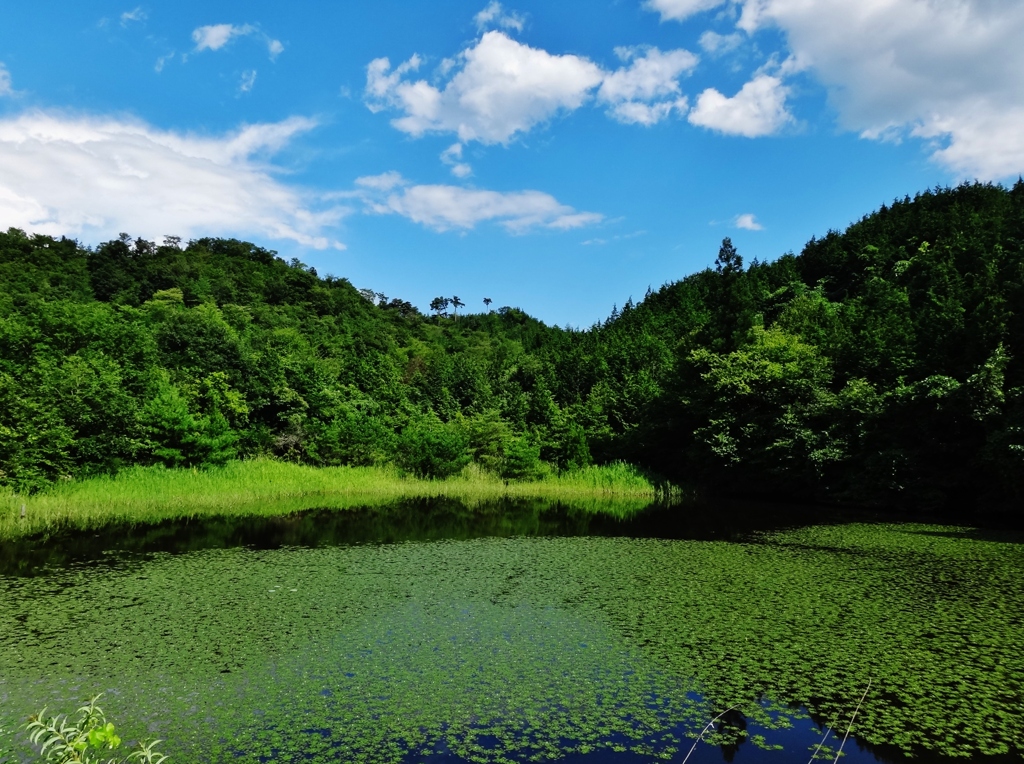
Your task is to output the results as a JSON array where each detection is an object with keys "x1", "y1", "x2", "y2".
[{"x1": 2, "y1": 181, "x2": 1023, "y2": 511}]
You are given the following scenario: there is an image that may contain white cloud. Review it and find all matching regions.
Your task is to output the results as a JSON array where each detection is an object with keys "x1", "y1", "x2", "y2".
[
  {"x1": 366, "y1": 32, "x2": 697, "y2": 141},
  {"x1": 739, "y1": 0, "x2": 1024, "y2": 179},
  {"x1": 912, "y1": 107, "x2": 1024, "y2": 181},
  {"x1": 0, "y1": 63, "x2": 12, "y2": 97},
  {"x1": 120, "y1": 7, "x2": 146, "y2": 26},
  {"x1": 366, "y1": 32, "x2": 604, "y2": 144},
  {"x1": 154, "y1": 52, "x2": 175, "y2": 73},
  {"x1": 688, "y1": 73, "x2": 792, "y2": 137},
  {"x1": 734, "y1": 213, "x2": 763, "y2": 230},
  {"x1": 474, "y1": 2, "x2": 525, "y2": 33},
  {"x1": 0, "y1": 111, "x2": 346, "y2": 249},
  {"x1": 699, "y1": 30, "x2": 742, "y2": 55},
  {"x1": 239, "y1": 70, "x2": 257, "y2": 93},
  {"x1": 644, "y1": 0, "x2": 729, "y2": 22},
  {"x1": 357, "y1": 172, "x2": 601, "y2": 233},
  {"x1": 440, "y1": 142, "x2": 473, "y2": 178},
  {"x1": 190, "y1": 24, "x2": 285, "y2": 62},
  {"x1": 608, "y1": 99, "x2": 689, "y2": 126},
  {"x1": 648, "y1": 0, "x2": 1024, "y2": 179},
  {"x1": 355, "y1": 171, "x2": 406, "y2": 192},
  {"x1": 192, "y1": 23, "x2": 252, "y2": 52},
  {"x1": 598, "y1": 46, "x2": 697, "y2": 125},
  {"x1": 364, "y1": 55, "x2": 423, "y2": 112}
]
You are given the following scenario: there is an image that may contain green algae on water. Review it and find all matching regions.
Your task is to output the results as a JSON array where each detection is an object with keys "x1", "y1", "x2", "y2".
[{"x1": 1, "y1": 522, "x2": 1023, "y2": 762}]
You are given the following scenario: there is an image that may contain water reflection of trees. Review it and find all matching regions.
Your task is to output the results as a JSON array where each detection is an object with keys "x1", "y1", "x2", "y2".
[
  {"x1": 0, "y1": 496, "x2": 655, "y2": 576},
  {"x1": 0, "y1": 496, "x2": 890, "y2": 577}
]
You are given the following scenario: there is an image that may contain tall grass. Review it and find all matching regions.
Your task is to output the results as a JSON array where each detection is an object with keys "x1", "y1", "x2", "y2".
[{"x1": 0, "y1": 459, "x2": 675, "y2": 541}]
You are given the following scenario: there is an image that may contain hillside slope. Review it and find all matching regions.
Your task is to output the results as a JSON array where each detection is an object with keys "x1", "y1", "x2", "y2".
[{"x1": 2, "y1": 181, "x2": 1022, "y2": 512}]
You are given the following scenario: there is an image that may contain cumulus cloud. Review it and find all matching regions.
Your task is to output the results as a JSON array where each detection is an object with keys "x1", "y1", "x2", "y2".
[
  {"x1": 0, "y1": 112, "x2": 346, "y2": 249},
  {"x1": 741, "y1": 0, "x2": 1024, "y2": 178},
  {"x1": 647, "y1": 0, "x2": 1024, "y2": 179},
  {"x1": 365, "y1": 32, "x2": 697, "y2": 142},
  {"x1": 267, "y1": 39, "x2": 284, "y2": 59},
  {"x1": 474, "y1": 1, "x2": 525, "y2": 33},
  {"x1": 598, "y1": 46, "x2": 696, "y2": 125},
  {"x1": 0, "y1": 63, "x2": 12, "y2": 97},
  {"x1": 913, "y1": 107, "x2": 1024, "y2": 181},
  {"x1": 364, "y1": 55, "x2": 424, "y2": 112},
  {"x1": 356, "y1": 172, "x2": 601, "y2": 233},
  {"x1": 688, "y1": 73, "x2": 792, "y2": 137},
  {"x1": 734, "y1": 212, "x2": 763, "y2": 230},
  {"x1": 366, "y1": 32, "x2": 604, "y2": 144}
]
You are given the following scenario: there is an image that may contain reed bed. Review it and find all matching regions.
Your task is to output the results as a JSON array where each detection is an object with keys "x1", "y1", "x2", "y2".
[{"x1": 0, "y1": 459, "x2": 671, "y2": 541}]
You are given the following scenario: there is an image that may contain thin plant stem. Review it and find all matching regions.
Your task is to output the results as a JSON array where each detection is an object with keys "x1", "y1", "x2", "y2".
[
  {"x1": 681, "y1": 704, "x2": 739, "y2": 764},
  {"x1": 833, "y1": 680, "x2": 872, "y2": 763}
]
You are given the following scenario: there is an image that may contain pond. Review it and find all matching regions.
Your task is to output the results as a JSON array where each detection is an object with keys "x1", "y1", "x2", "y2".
[{"x1": 1, "y1": 498, "x2": 1023, "y2": 764}]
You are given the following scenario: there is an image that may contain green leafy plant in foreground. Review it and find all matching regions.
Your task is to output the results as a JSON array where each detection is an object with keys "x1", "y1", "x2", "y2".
[{"x1": 25, "y1": 697, "x2": 166, "y2": 764}]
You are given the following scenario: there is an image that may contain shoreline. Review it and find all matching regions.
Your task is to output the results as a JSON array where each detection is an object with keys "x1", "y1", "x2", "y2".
[{"x1": 0, "y1": 459, "x2": 675, "y2": 541}]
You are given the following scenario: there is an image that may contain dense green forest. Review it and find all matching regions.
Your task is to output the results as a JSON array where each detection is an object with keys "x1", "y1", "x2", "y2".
[{"x1": 2, "y1": 181, "x2": 1023, "y2": 512}]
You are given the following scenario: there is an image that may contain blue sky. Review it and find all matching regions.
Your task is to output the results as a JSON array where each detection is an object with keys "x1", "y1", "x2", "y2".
[{"x1": 2, "y1": 1, "x2": 1022, "y2": 326}]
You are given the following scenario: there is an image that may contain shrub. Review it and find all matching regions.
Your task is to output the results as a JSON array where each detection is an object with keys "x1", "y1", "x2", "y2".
[
  {"x1": 24, "y1": 696, "x2": 167, "y2": 764},
  {"x1": 397, "y1": 419, "x2": 470, "y2": 479},
  {"x1": 500, "y1": 437, "x2": 544, "y2": 481}
]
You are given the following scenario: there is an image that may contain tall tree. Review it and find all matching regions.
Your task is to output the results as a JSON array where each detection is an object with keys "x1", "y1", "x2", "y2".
[
  {"x1": 450, "y1": 296, "x2": 465, "y2": 318},
  {"x1": 430, "y1": 296, "x2": 450, "y2": 317}
]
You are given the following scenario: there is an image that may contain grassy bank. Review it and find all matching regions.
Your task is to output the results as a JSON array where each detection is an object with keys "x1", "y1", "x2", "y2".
[{"x1": 0, "y1": 459, "x2": 673, "y2": 541}]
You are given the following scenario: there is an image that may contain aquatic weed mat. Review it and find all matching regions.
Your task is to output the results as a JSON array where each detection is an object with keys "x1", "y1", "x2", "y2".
[{"x1": 1, "y1": 524, "x2": 1023, "y2": 762}]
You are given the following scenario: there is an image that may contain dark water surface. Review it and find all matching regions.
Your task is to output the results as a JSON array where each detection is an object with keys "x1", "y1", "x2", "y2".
[{"x1": 2, "y1": 498, "x2": 1023, "y2": 764}]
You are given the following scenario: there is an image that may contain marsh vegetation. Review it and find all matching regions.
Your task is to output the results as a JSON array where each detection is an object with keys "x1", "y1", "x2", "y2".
[{"x1": 0, "y1": 459, "x2": 663, "y2": 542}]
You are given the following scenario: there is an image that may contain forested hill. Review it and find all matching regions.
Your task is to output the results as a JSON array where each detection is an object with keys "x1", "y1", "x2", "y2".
[{"x1": 2, "y1": 181, "x2": 1023, "y2": 513}]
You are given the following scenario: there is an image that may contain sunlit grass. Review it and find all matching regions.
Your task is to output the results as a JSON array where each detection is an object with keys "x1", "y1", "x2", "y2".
[{"x1": 0, "y1": 459, "x2": 674, "y2": 540}]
